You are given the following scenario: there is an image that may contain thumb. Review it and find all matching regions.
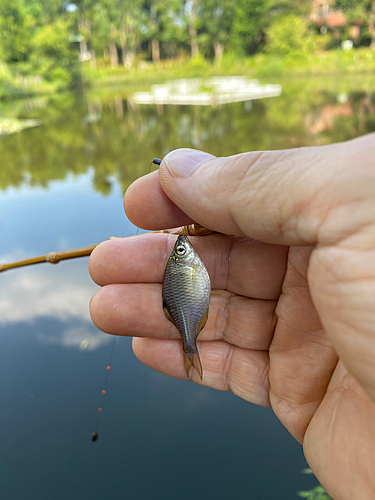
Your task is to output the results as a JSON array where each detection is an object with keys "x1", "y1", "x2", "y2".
[{"x1": 160, "y1": 137, "x2": 375, "y2": 247}]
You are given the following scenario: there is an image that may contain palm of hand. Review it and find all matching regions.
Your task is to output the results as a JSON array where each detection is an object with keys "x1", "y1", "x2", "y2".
[
  {"x1": 90, "y1": 231, "x2": 375, "y2": 500},
  {"x1": 209, "y1": 235, "x2": 374, "y2": 500}
]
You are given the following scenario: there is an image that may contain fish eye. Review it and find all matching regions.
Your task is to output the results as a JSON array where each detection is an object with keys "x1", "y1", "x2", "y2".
[{"x1": 176, "y1": 245, "x2": 186, "y2": 255}]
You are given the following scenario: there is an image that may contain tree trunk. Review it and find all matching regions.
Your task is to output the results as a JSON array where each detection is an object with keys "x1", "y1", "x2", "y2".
[
  {"x1": 214, "y1": 41, "x2": 224, "y2": 63},
  {"x1": 151, "y1": 39, "x2": 160, "y2": 63},
  {"x1": 90, "y1": 49, "x2": 97, "y2": 69},
  {"x1": 79, "y1": 39, "x2": 88, "y2": 59},
  {"x1": 122, "y1": 46, "x2": 135, "y2": 69},
  {"x1": 190, "y1": 28, "x2": 199, "y2": 58},
  {"x1": 78, "y1": 19, "x2": 95, "y2": 63},
  {"x1": 120, "y1": 22, "x2": 136, "y2": 69},
  {"x1": 369, "y1": 0, "x2": 375, "y2": 48},
  {"x1": 78, "y1": 19, "x2": 87, "y2": 60},
  {"x1": 189, "y1": 0, "x2": 199, "y2": 57},
  {"x1": 109, "y1": 42, "x2": 118, "y2": 67}
]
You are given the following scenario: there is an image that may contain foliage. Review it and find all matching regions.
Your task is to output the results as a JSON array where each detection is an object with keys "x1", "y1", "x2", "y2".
[
  {"x1": 265, "y1": 14, "x2": 318, "y2": 60},
  {"x1": 0, "y1": 0, "x2": 32, "y2": 63},
  {"x1": 335, "y1": 0, "x2": 375, "y2": 47},
  {"x1": 298, "y1": 485, "x2": 332, "y2": 499},
  {"x1": 230, "y1": 0, "x2": 273, "y2": 54},
  {"x1": 142, "y1": 0, "x2": 187, "y2": 59},
  {"x1": 197, "y1": 0, "x2": 236, "y2": 59},
  {"x1": 31, "y1": 19, "x2": 74, "y2": 63}
]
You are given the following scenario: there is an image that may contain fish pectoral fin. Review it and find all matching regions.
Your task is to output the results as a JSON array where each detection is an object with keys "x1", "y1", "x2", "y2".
[
  {"x1": 183, "y1": 350, "x2": 203, "y2": 381},
  {"x1": 163, "y1": 301, "x2": 174, "y2": 324},
  {"x1": 196, "y1": 308, "x2": 209, "y2": 337}
]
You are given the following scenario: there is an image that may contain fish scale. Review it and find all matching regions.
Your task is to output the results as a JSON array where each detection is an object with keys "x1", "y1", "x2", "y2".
[{"x1": 162, "y1": 235, "x2": 211, "y2": 380}]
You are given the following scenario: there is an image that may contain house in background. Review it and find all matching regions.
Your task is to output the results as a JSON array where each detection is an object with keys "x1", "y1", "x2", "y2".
[{"x1": 310, "y1": 0, "x2": 360, "y2": 40}]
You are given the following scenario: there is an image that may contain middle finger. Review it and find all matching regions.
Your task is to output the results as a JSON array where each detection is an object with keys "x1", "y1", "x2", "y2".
[
  {"x1": 90, "y1": 283, "x2": 277, "y2": 350},
  {"x1": 89, "y1": 232, "x2": 288, "y2": 300}
]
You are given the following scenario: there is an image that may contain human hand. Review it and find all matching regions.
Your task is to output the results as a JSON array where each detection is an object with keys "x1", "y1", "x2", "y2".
[{"x1": 89, "y1": 133, "x2": 375, "y2": 500}]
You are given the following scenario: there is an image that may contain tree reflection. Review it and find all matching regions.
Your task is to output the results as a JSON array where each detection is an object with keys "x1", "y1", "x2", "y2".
[{"x1": 0, "y1": 78, "x2": 375, "y2": 195}]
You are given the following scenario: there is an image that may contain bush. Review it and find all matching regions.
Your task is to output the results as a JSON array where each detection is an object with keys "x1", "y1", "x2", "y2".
[
  {"x1": 265, "y1": 14, "x2": 318, "y2": 61},
  {"x1": 30, "y1": 17, "x2": 77, "y2": 84}
]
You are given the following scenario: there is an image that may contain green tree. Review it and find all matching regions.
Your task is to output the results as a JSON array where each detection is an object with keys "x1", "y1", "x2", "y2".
[
  {"x1": 34, "y1": 0, "x2": 65, "y2": 23},
  {"x1": 143, "y1": 0, "x2": 163, "y2": 62},
  {"x1": 141, "y1": 0, "x2": 191, "y2": 62},
  {"x1": 74, "y1": 0, "x2": 99, "y2": 68},
  {"x1": 118, "y1": 0, "x2": 145, "y2": 68},
  {"x1": 30, "y1": 16, "x2": 77, "y2": 84},
  {"x1": 187, "y1": 0, "x2": 199, "y2": 57},
  {"x1": 142, "y1": 0, "x2": 170, "y2": 62},
  {"x1": 231, "y1": 0, "x2": 273, "y2": 55},
  {"x1": 198, "y1": 0, "x2": 236, "y2": 62},
  {"x1": 162, "y1": 0, "x2": 190, "y2": 59},
  {"x1": 265, "y1": 14, "x2": 317, "y2": 59},
  {"x1": 101, "y1": 0, "x2": 145, "y2": 69},
  {"x1": 230, "y1": 0, "x2": 314, "y2": 56},
  {"x1": 89, "y1": 4, "x2": 112, "y2": 62},
  {"x1": 0, "y1": 0, "x2": 32, "y2": 63}
]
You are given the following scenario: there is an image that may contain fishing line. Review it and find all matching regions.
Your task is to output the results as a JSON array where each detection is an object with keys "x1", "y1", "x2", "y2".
[
  {"x1": 177, "y1": 215, "x2": 186, "y2": 235},
  {"x1": 91, "y1": 157, "x2": 162, "y2": 442},
  {"x1": 91, "y1": 337, "x2": 116, "y2": 442}
]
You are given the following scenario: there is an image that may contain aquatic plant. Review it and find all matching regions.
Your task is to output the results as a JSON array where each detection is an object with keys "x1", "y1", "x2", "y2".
[
  {"x1": 298, "y1": 469, "x2": 332, "y2": 499},
  {"x1": 298, "y1": 485, "x2": 332, "y2": 499}
]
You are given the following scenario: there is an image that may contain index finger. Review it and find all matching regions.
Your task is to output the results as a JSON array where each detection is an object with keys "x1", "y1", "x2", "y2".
[
  {"x1": 89, "y1": 233, "x2": 288, "y2": 300},
  {"x1": 124, "y1": 170, "x2": 195, "y2": 230}
]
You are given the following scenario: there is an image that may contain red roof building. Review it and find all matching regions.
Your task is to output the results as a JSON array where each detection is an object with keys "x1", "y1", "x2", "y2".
[{"x1": 310, "y1": 0, "x2": 347, "y2": 28}]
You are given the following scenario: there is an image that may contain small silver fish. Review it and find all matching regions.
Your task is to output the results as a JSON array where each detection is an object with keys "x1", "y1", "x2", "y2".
[{"x1": 162, "y1": 235, "x2": 211, "y2": 380}]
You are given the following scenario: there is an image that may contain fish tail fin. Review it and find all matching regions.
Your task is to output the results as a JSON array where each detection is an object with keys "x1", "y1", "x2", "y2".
[{"x1": 183, "y1": 350, "x2": 203, "y2": 381}]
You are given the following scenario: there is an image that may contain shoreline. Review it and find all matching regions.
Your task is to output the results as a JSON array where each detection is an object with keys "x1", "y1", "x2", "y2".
[{"x1": 1, "y1": 48, "x2": 375, "y2": 102}]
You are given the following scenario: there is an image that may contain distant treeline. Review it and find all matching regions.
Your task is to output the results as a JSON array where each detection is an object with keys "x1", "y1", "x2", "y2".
[{"x1": 1, "y1": 0, "x2": 375, "y2": 89}]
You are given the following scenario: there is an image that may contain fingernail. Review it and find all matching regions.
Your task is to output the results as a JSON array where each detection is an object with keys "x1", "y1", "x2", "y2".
[{"x1": 164, "y1": 149, "x2": 215, "y2": 178}]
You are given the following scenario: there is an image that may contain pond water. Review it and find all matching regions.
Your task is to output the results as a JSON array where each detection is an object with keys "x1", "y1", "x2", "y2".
[{"x1": 1, "y1": 76, "x2": 375, "y2": 500}]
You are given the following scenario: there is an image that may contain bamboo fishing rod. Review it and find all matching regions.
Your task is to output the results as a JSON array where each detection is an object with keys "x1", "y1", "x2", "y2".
[
  {"x1": 0, "y1": 224, "x2": 212, "y2": 273},
  {"x1": 0, "y1": 244, "x2": 99, "y2": 272}
]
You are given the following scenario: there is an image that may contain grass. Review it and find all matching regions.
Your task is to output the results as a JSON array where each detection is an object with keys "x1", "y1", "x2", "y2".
[
  {"x1": 1, "y1": 48, "x2": 375, "y2": 100},
  {"x1": 82, "y1": 48, "x2": 375, "y2": 92}
]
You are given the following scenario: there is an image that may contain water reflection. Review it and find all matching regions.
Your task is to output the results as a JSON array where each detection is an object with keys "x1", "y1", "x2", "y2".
[
  {"x1": 38, "y1": 324, "x2": 110, "y2": 350},
  {"x1": 1, "y1": 78, "x2": 374, "y2": 195},
  {"x1": 133, "y1": 77, "x2": 282, "y2": 105},
  {"x1": 0, "y1": 265, "x2": 94, "y2": 325}
]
